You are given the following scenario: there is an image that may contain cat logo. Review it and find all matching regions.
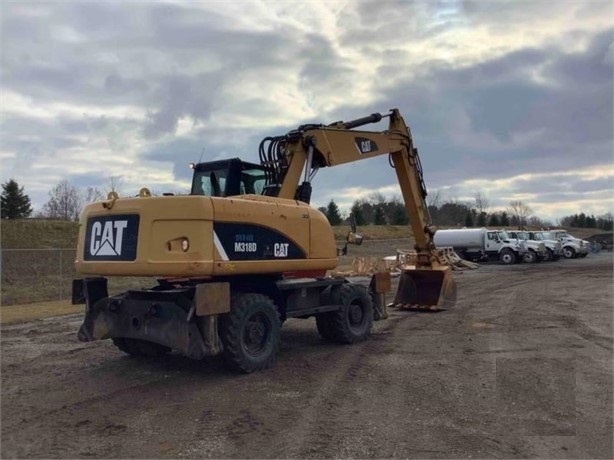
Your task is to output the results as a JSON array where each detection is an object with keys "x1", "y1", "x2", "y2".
[
  {"x1": 355, "y1": 136, "x2": 378, "y2": 154},
  {"x1": 274, "y1": 243, "x2": 289, "y2": 258},
  {"x1": 90, "y1": 220, "x2": 128, "y2": 256}
]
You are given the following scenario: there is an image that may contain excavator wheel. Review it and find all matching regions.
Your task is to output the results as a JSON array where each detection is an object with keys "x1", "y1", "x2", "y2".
[
  {"x1": 321, "y1": 283, "x2": 373, "y2": 344},
  {"x1": 315, "y1": 314, "x2": 336, "y2": 342},
  {"x1": 219, "y1": 293, "x2": 281, "y2": 373}
]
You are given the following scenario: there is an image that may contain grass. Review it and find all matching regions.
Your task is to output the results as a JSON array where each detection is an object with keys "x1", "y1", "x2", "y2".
[
  {"x1": 0, "y1": 300, "x2": 83, "y2": 325},
  {"x1": 1, "y1": 219, "x2": 79, "y2": 249}
]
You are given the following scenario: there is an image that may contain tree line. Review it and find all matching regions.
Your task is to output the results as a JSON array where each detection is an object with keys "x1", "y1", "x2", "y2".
[
  {"x1": 1, "y1": 178, "x2": 108, "y2": 220},
  {"x1": 2, "y1": 179, "x2": 613, "y2": 232},
  {"x1": 559, "y1": 212, "x2": 613, "y2": 231},
  {"x1": 318, "y1": 191, "x2": 614, "y2": 230}
]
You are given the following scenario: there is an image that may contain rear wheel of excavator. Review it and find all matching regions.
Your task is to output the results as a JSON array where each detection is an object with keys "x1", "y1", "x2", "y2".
[
  {"x1": 220, "y1": 293, "x2": 281, "y2": 373},
  {"x1": 318, "y1": 283, "x2": 373, "y2": 344},
  {"x1": 112, "y1": 338, "x2": 171, "y2": 357}
]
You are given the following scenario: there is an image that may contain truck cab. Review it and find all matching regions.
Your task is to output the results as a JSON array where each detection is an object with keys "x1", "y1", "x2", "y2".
[
  {"x1": 542, "y1": 230, "x2": 589, "y2": 259},
  {"x1": 492, "y1": 230, "x2": 528, "y2": 264},
  {"x1": 506, "y1": 230, "x2": 547, "y2": 263},
  {"x1": 527, "y1": 231, "x2": 561, "y2": 261},
  {"x1": 433, "y1": 228, "x2": 526, "y2": 264}
]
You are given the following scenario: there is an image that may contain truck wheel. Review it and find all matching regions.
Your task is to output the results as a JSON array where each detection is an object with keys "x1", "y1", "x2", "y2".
[
  {"x1": 220, "y1": 293, "x2": 281, "y2": 373},
  {"x1": 562, "y1": 247, "x2": 576, "y2": 259},
  {"x1": 112, "y1": 338, "x2": 171, "y2": 357},
  {"x1": 326, "y1": 284, "x2": 373, "y2": 344},
  {"x1": 523, "y1": 250, "x2": 538, "y2": 263},
  {"x1": 544, "y1": 248, "x2": 554, "y2": 261},
  {"x1": 499, "y1": 248, "x2": 516, "y2": 265}
]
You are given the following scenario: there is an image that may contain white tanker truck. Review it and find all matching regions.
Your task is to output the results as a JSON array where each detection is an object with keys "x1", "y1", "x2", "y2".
[{"x1": 434, "y1": 228, "x2": 527, "y2": 264}]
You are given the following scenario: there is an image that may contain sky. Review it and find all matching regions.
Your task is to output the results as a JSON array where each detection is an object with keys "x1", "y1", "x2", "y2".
[{"x1": 1, "y1": 0, "x2": 613, "y2": 223}]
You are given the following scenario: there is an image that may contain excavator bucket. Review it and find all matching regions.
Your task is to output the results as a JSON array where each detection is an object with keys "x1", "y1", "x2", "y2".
[{"x1": 393, "y1": 266, "x2": 457, "y2": 309}]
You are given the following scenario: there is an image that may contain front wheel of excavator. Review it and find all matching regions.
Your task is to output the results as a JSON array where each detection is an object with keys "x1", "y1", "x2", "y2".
[
  {"x1": 320, "y1": 284, "x2": 373, "y2": 344},
  {"x1": 219, "y1": 293, "x2": 281, "y2": 373}
]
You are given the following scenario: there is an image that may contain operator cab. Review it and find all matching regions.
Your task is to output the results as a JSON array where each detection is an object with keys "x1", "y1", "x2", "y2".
[{"x1": 190, "y1": 158, "x2": 266, "y2": 197}]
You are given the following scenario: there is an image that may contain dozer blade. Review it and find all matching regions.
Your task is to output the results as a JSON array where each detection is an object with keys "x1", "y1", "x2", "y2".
[{"x1": 393, "y1": 266, "x2": 457, "y2": 309}]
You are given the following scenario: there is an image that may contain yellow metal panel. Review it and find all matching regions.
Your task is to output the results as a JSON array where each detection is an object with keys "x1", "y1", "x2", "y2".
[
  {"x1": 211, "y1": 195, "x2": 310, "y2": 253},
  {"x1": 76, "y1": 195, "x2": 216, "y2": 277}
]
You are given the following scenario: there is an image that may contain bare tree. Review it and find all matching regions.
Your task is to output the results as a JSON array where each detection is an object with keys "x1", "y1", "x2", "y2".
[
  {"x1": 426, "y1": 189, "x2": 443, "y2": 209},
  {"x1": 474, "y1": 191, "x2": 490, "y2": 214},
  {"x1": 42, "y1": 179, "x2": 81, "y2": 221},
  {"x1": 107, "y1": 175, "x2": 124, "y2": 195},
  {"x1": 369, "y1": 192, "x2": 387, "y2": 206},
  {"x1": 507, "y1": 200, "x2": 533, "y2": 227},
  {"x1": 83, "y1": 186, "x2": 104, "y2": 203}
]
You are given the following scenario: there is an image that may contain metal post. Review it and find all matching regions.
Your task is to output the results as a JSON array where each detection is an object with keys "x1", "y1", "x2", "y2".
[{"x1": 59, "y1": 249, "x2": 63, "y2": 300}]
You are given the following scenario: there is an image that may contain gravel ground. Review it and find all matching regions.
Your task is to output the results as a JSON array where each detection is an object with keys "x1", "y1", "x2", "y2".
[{"x1": 1, "y1": 251, "x2": 612, "y2": 459}]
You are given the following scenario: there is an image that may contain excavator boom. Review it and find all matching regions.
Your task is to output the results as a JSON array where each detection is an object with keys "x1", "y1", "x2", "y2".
[{"x1": 259, "y1": 109, "x2": 456, "y2": 308}]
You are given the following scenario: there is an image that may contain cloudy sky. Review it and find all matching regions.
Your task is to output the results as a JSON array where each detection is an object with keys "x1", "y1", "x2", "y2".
[{"x1": 1, "y1": 0, "x2": 612, "y2": 223}]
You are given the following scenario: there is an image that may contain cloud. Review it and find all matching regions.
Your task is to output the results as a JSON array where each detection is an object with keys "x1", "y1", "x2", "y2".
[{"x1": 0, "y1": 0, "x2": 611, "y2": 223}]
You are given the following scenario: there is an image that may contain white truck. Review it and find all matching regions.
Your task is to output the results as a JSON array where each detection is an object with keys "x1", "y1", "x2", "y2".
[
  {"x1": 541, "y1": 230, "x2": 589, "y2": 259},
  {"x1": 505, "y1": 230, "x2": 548, "y2": 263},
  {"x1": 434, "y1": 228, "x2": 527, "y2": 264},
  {"x1": 527, "y1": 231, "x2": 562, "y2": 261}
]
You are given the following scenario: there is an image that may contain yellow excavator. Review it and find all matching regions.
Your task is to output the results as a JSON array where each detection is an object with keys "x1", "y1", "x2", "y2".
[{"x1": 73, "y1": 108, "x2": 456, "y2": 372}]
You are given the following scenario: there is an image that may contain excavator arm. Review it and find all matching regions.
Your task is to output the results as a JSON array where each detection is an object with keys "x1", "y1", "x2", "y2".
[{"x1": 258, "y1": 108, "x2": 456, "y2": 308}]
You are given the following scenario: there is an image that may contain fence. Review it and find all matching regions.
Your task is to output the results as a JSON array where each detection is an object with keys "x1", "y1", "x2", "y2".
[
  {"x1": 1, "y1": 249, "x2": 78, "y2": 306},
  {"x1": 1, "y1": 249, "x2": 161, "y2": 307}
]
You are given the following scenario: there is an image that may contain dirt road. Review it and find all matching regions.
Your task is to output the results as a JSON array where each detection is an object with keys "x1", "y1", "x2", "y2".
[{"x1": 1, "y1": 252, "x2": 612, "y2": 459}]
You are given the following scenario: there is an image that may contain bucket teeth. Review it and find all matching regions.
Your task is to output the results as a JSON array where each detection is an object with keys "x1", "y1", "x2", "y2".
[{"x1": 392, "y1": 303, "x2": 441, "y2": 311}]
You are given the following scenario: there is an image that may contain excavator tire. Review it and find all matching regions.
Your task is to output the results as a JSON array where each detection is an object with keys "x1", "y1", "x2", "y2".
[
  {"x1": 112, "y1": 338, "x2": 171, "y2": 357},
  {"x1": 324, "y1": 283, "x2": 373, "y2": 344},
  {"x1": 315, "y1": 313, "x2": 336, "y2": 341},
  {"x1": 219, "y1": 293, "x2": 281, "y2": 373}
]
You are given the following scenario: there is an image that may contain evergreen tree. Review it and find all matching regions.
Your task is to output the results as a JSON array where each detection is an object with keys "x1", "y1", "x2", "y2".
[
  {"x1": 374, "y1": 206, "x2": 387, "y2": 225},
  {"x1": 500, "y1": 211, "x2": 510, "y2": 226},
  {"x1": 476, "y1": 211, "x2": 487, "y2": 227},
  {"x1": 388, "y1": 201, "x2": 408, "y2": 225},
  {"x1": 350, "y1": 201, "x2": 367, "y2": 226},
  {"x1": 488, "y1": 213, "x2": 500, "y2": 227},
  {"x1": 464, "y1": 212, "x2": 474, "y2": 227},
  {"x1": 325, "y1": 200, "x2": 342, "y2": 226},
  {"x1": 1, "y1": 179, "x2": 33, "y2": 219}
]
